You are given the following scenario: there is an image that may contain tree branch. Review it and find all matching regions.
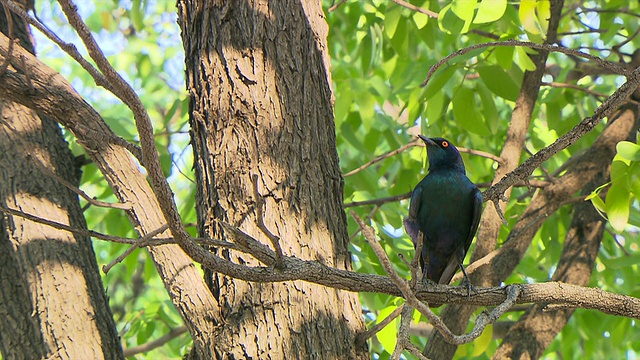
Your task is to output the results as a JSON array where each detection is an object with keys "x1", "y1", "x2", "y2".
[
  {"x1": 390, "y1": 0, "x2": 438, "y2": 18},
  {"x1": 482, "y1": 65, "x2": 640, "y2": 204},
  {"x1": 123, "y1": 326, "x2": 188, "y2": 357},
  {"x1": 0, "y1": 200, "x2": 638, "y2": 319},
  {"x1": 422, "y1": 39, "x2": 629, "y2": 87}
]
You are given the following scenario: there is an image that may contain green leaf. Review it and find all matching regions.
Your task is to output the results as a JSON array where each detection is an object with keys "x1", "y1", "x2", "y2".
[
  {"x1": 515, "y1": 46, "x2": 537, "y2": 71},
  {"x1": 333, "y1": 83, "x2": 353, "y2": 124},
  {"x1": 610, "y1": 159, "x2": 630, "y2": 185},
  {"x1": 451, "y1": 0, "x2": 478, "y2": 33},
  {"x1": 131, "y1": 0, "x2": 145, "y2": 31},
  {"x1": 360, "y1": 28, "x2": 374, "y2": 74},
  {"x1": 536, "y1": 0, "x2": 550, "y2": 35},
  {"x1": 629, "y1": 164, "x2": 640, "y2": 200},
  {"x1": 474, "y1": 0, "x2": 507, "y2": 23},
  {"x1": 494, "y1": 45, "x2": 514, "y2": 70},
  {"x1": 478, "y1": 65, "x2": 520, "y2": 101},
  {"x1": 601, "y1": 23, "x2": 624, "y2": 45},
  {"x1": 616, "y1": 141, "x2": 640, "y2": 161},
  {"x1": 519, "y1": 0, "x2": 539, "y2": 35},
  {"x1": 376, "y1": 305, "x2": 399, "y2": 353},
  {"x1": 438, "y1": 4, "x2": 465, "y2": 34},
  {"x1": 585, "y1": 182, "x2": 609, "y2": 218},
  {"x1": 477, "y1": 82, "x2": 498, "y2": 134},
  {"x1": 423, "y1": 65, "x2": 458, "y2": 101},
  {"x1": 413, "y1": 11, "x2": 430, "y2": 29},
  {"x1": 389, "y1": 16, "x2": 408, "y2": 53},
  {"x1": 453, "y1": 86, "x2": 491, "y2": 136},
  {"x1": 599, "y1": 253, "x2": 640, "y2": 270},
  {"x1": 605, "y1": 183, "x2": 632, "y2": 233},
  {"x1": 426, "y1": 90, "x2": 445, "y2": 124},
  {"x1": 384, "y1": 6, "x2": 402, "y2": 39}
]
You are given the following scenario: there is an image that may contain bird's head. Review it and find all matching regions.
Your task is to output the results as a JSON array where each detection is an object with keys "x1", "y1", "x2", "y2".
[{"x1": 419, "y1": 135, "x2": 465, "y2": 173}]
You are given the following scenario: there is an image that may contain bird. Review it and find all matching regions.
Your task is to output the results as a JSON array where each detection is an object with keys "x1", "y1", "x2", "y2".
[{"x1": 404, "y1": 135, "x2": 483, "y2": 296}]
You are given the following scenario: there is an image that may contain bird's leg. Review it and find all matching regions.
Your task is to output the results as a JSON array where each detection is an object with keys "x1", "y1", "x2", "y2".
[
  {"x1": 421, "y1": 268, "x2": 438, "y2": 289},
  {"x1": 459, "y1": 264, "x2": 477, "y2": 300}
]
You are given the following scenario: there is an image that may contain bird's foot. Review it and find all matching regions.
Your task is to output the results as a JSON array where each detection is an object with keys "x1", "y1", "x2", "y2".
[
  {"x1": 421, "y1": 276, "x2": 439, "y2": 289},
  {"x1": 460, "y1": 277, "x2": 478, "y2": 300}
]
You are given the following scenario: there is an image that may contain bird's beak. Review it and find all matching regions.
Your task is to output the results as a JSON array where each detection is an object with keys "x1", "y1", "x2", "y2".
[{"x1": 418, "y1": 135, "x2": 436, "y2": 147}]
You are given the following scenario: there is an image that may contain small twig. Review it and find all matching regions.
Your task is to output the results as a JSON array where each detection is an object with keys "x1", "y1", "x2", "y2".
[
  {"x1": 606, "y1": 228, "x2": 632, "y2": 256},
  {"x1": 542, "y1": 81, "x2": 608, "y2": 98},
  {"x1": 327, "y1": 0, "x2": 347, "y2": 12},
  {"x1": 0, "y1": 0, "x2": 115, "y2": 90},
  {"x1": 482, "y1": 66, "x2": 640, "y2": 204},
  {"x1": 355, "y1": 305, "x2": 404, "y2": 346},
  {"x1": 392, "y1": 305, "x2": 415, "y2": 359},
  {"x1": 613, "y1": 26, "x2": 640, "y2": 52},
  {"x1": 344, "y1": 180, "x2": 549, "y2": 208},
  {"x1": 0, "y1": 204, "x2": 136, "y2": 243},
  {"x1": 457, "y1": 146, "x2": 503, "y2": 164},
  {"x1": 492, "y1": 199, "x2": 509, "y2": 226},
  {"x1": 252, "y1": 174, "x2": 284, "y2": 267},
  {"x1": 344, "y1": 192, "x2": 412, "y2": 208},
  {"x1": 578, "y1": 7, "x2": 640, "y2": 19},
  {"x1": 391, "y1": 0, "x2": 438, "y2": 18},
  {"x1": 218, "y1": 220, "x2": 278, "y2": 266},
  {"x1": 349, "y1": 205, "x2": 380, "y2": 241},
  {"x1": 345, "y1": 138, "x2": 421, "y2": 177},
  {"x1": 102, "y1": 224, "x2": 170, "y2": 273},
  {"x1": 28, "y1": 155, "x2": 132, "y2": 210},
  {"x1": 404, "y1": 343, "x2": 429, "y2": 360},
  {"x1": 345, "y1": 139, "x2": 502, "y2": 178},
  {"x1": 123, "y1": 325, "x2": 188, "y2": 357},
  {"x1": 351, "y1": 211, "x2": 521, "y2": 344},
  {"x1": 422, "y1": 40, "x2": 629, "y2": 87},
  {"x1": 0, "y1": 204, "x2": 255, "y2": 254}
]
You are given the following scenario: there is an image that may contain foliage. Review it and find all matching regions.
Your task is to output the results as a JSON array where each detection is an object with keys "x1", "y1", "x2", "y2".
[
  {"x1": 326, "y1": 0, "x2": 640, "y2": 358},
  {"x1": 28, "y1": 0, "x2": 640, "y2": 358}
]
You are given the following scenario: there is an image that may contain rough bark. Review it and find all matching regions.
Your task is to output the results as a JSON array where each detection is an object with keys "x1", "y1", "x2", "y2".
[
  {"x1": 177, "y1": 1, "x2": 367, "y2": 358},
  {"x1": 0, "y1": 3, "x2": 122, "y2": 359},
  {"x1": 493, "y1": 104, "x2": 640, "y2": 359},
  {"x1": 0, "y1": 6, "x2": 220, "y2": 360},
  {"x1": 423, "y1": 2, "x2": 565, "y2": 358}
]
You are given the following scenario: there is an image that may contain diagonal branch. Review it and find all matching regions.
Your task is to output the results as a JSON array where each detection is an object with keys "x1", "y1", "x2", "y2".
[
  {"x1": 352, "y1": 211, "x2": 522, "y2": 344},
  {"x1": 482, "y1": 65, "x2": 640, "y2": 204}
]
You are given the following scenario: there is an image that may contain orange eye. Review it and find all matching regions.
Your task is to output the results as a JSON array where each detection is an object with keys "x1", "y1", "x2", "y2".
[{"x1": 441, "y1": 141, "x2": 449, "y2": 148}]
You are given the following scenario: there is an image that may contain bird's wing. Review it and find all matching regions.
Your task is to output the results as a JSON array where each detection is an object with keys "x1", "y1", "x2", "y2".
[
  {"x1": 466, "y1": 187, "x2": 483, "y2": 251},
  {"x1": 438, "y1": 251, "x2": 460, "y2": 285},
  {"x1": 438, "y1": 187, "x2": 483, "y2": 285},
  {"x1": 403, "y1": 186, "x2": 423, "y2": 247}
]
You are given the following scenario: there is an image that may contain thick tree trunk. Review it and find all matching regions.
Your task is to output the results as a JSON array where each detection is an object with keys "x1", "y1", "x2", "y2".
[
  {"x1": 0, "y1": 4, "x2": 122, "y2": 359},
  {"x1": 177, "y1": 1, "x2": 367, "y2": 358}
]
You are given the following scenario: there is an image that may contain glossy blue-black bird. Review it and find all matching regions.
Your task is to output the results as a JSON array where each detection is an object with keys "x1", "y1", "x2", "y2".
[{"x1": 404, "y1": 136, "x2": 483, "y2": 291}]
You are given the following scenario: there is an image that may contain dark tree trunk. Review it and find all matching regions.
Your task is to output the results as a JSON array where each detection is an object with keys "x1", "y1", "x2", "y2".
[
  {"x1": 177, "y1": 1, "x2": 367, "y2": 358},
  {"x1": 0, "y1": 3, "x2": 123, "y2": 359}
]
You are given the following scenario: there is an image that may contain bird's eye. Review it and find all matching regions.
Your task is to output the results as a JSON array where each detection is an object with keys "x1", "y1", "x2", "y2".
[{"x1": 441, "y1": 141, "x2": 449, "y2": 148}]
